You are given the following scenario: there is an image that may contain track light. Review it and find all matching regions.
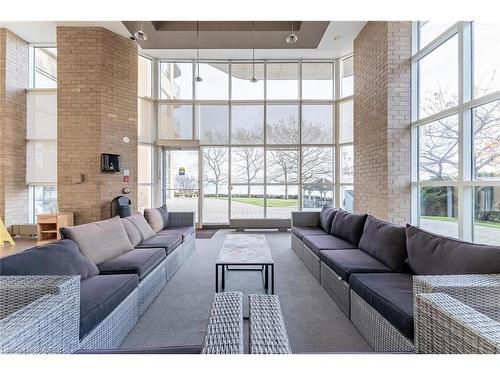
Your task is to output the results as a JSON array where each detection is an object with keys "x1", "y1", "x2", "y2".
[
  {"x1": 250, "y1": 21, "x2": 258, "y2": 83},
  {"x1": 195, "y1": 21, "x2": 203, "y2": 82},
  {"x1": 133, "y1": 21, "x2": 148, "y2": 41},
  {"x1": 286, "y1": 21, "x2": 298, "y2": 44}
]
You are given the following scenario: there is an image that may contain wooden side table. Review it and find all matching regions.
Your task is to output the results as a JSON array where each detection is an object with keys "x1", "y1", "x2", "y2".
[{"x1": 37, "y1": 213, "x2": 74, "y2": 243}]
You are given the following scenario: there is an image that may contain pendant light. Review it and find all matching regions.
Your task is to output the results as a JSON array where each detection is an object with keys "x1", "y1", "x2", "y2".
[
  {"x1": 195, "y1": 21, "x2": 203, "y2": 82},
  {"x1": 286, "y1": 21, "x2": 298, "y2": 44},
  {"x1": 250, "y1": 21, "x2": 258, "y2": 83},
  {"x1": 133, "y1": 21, "x2": 148, "y2": 41}
]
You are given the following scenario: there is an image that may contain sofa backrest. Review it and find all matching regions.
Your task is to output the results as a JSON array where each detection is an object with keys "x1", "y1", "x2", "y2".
[
  {"x1": 0, "y1": 239, "x2": 99, "y2": 279},
  {"x1": 319, "y1": 206, "x2": 337, "y2": 233},
  {"x1": 358, "y1": 215, "x2": 407, "y2": 272},
  {"x1": 406, "y1": 224, "x2": 500, "y2": 275},
  {"x1": 330, "y1": 210, "x2": 367, "y2": 246},
  {"x1": 144, "y1": 205, "x2": 169, "y2": 233},
  {"x1": 60, "y1": 217, "x2": 134, "y2": 265},
  {"x1": 122, "y1": 213, "x2": 156, "y2": 247}
]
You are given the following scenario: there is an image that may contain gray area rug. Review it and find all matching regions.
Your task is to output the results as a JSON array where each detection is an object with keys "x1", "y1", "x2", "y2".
[{"x1": 121, "y1": 230, "x2": 372, "y2": 353}]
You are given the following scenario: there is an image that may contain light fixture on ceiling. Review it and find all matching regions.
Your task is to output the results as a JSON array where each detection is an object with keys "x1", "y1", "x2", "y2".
[
  {"x1": 133, "y1": 21, "x2": 148, "y2": 41},
  {"x1": 195, "y1": 21, "x2": 203, "y2": 82},
  {"x1": 250, "y1": 21, "x2": 258, "y2": 83},
  {"x1": 286, "y1": 21, "x2": 298, "y2": 44}
]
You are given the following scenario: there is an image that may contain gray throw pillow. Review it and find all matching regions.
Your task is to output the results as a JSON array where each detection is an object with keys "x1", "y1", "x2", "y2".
[
  {"x1": 122, "y1": 213, "x2": 156, "y2": 247},
  {"x1": 406, "y1": 224, "x2": 500, "y2": 275},
  {"x1": 144, "y1": 208, "x2": 165, "y2": 233},
  {"x1": 359, "y1": 215, "x2": 407, "y2": 271},
  {"x1": 330, "y1": 210, "x2": 368, "y2": 246},
  {"x1": 60, "y1": 217, "x2": 134, "y2": 264},
  {"x1": 319, "y1": 206, "x2": 337, "y2": 233},
  {"x1": 0, "y1": 239, "x2": 99, "y2": 279}
]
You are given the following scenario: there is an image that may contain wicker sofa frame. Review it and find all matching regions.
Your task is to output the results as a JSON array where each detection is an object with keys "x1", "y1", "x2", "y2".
[
  {"x1": 1, "y1": 211, "x2": 197, "y2": 353},
  {"x1": 291, "y1": 210, "x2": 500, "y2": 353},
  {"x1": 320, "y1": 262, "x2": 350, "y2": 317},
  {"x1": 0, "y1": 276, "x2": 81, "y2": 354},
  {"x1": 413, "y1": 274, "x2": 500, "y2": 354}
]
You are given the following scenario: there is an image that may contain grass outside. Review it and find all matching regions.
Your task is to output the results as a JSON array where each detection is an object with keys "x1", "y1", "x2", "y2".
[
  {"x1": 230, "y1": 197, "x2": 297, "y2": 208},
  {"x1": 422, "y1": 216, "x2": 500, "y2": 230}
]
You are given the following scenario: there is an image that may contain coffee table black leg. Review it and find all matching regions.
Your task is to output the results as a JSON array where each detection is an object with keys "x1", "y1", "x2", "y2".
[
  {"x1": 215, "y1": 264, "x2": 219, "y2": 293},
  {"x1": 271, "y1": 264, "x2": 275, "y2": 294},
  {"x1": 221, "y1": 265, "x2": 225, "y2": 291},
  {"x1": 264, "y1": 264, "x2": 268, "y2": 291}
]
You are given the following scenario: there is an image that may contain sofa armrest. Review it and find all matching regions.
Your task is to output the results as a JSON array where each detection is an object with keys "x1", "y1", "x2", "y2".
[
  {"x1": 415, "y1": 292, "x2": 500, "y2": 353},
  {"x1": 413, "y1": 274, "x2": 500, "y2": 321},
  {"x1": 167, "y1": 211, "x2": 195, "y2": 228},
  {"x1": 291, "y1": 211, "x2": 320, "y2": 228},
  {"x1": 0, "y1": 276, "x2": 80, "y2": 353}
]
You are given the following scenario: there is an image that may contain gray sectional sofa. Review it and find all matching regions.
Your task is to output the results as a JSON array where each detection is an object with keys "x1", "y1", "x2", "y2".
[
  {"x1": 291, "y1": 206, "x2": 500, "y2": 352},
  {"x1": 0, "y1": 207, "x2": 195, "y2": 352}
]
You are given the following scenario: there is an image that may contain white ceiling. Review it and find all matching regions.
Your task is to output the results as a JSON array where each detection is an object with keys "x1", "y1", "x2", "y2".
[{"x1": 0, "y1": 21, "x2": 365, "y2": 59}]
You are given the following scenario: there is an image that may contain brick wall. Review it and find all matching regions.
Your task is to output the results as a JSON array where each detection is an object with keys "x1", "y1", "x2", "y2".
[
  {"x1": 353, "y1": 22, "x2": 411, "y2": 224},
  {"x1": 0, "y1": 29, "x2": 29, "y2": 228},
  {"x1": 57, "y1": 27, "x2": 138, "y2": 225}
]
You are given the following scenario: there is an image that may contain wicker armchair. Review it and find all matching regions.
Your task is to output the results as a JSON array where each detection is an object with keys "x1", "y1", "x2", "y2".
[
  {"x1": 0, "y1": 276, "x2": 80, "y2": 354},
  {"x1": 414, "y1": 274, "x2": 500, "y2": 354}
]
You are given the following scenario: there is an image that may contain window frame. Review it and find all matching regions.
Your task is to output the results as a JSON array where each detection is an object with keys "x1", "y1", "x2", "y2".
[
  {"x1": 155, "y1": 57, "x2": 353, "y2": 223},
  {"x1": 411, "y1": 21, "x2": 500, "y2": 243}
]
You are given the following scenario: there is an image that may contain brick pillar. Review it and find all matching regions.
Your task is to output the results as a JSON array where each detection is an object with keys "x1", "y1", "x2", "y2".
[
  {"x1": 57, "y1": 27, "x2": 138, "y2": 225},
  {"x1": 353, "y1": 22, "x2": 411, "y2": 224},
  {"x1": 0, "y1": 29, "x2": 29, "y2": 228}
]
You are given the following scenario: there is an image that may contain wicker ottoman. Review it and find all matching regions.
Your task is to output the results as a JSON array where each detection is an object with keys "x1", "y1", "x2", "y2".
[{"x1": 249, "y1": 294, "x2": 292, "y2": 354}]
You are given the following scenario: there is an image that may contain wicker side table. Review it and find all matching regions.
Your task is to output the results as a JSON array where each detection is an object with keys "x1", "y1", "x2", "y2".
[
  {"x1": 0, "y1": 276, "x2": 80, "y2": 354},
  {"x1": 202, "y1": 292, "x2": 244, "y2": 354},
  {"x1": 249, "y1": 294, "x2": 292, "y2": 354}
]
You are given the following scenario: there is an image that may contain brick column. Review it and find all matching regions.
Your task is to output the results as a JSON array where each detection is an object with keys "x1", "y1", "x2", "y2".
[
  {"x1": 0, "y1": 29, "x2": 29, "y2": 228},
  {"x1": 353, "y1": 22, "x2": 411, "y2": 224},
  {"x1": 57, "y1": 27, "x2": 138, "y2": 225}
]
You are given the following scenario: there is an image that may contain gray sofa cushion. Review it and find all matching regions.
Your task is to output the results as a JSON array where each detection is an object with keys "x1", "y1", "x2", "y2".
[
  {"x1": 358, "y1": 215, "x2": 407, "y2": 272},
  {"x1": 122, "y1": 213, "x2": 156, "y2": 247},
  {"x1": 80, "y1": 274, "x2": 138, "y2": 339},
  {"x1": 291, "y1": 226, "x2": 328, "y2": 241},
  {"x1": 303, "y1": 235, "x2": 356, "y2": 255},
  {"x1": 0, "y1": 239, "x2": 99, "y2": 280},
  {"x1": 136, "y1": 234, "x2": 183, "y2": 254},
  {"x1": 319, "y1": 249, "x2": 393, "y2": 281},
  {"x1": 319, "y1": 206, "x2": 337, "y2": 233},
  {"x1": 330, "y1": 210, "x2": 368, "y2": 246},
  {"x1": 406, "y1": 224, "x2": 500, "y2": 275},
  {"x1": 157, "y1": 226, "x2": 194, "y2": 241},
  {"x1": 60, "y1": 217, "x2": 134, "y2": 265},
  {"x1": 350, "y1": 273, "x2": 414, "y2": 340},
  {"x1": 97, "y1": 248, "x2": 166, "y2": 280},
  {"x1": 144, "y1": 206, "x2": 168, "y2": 233}
]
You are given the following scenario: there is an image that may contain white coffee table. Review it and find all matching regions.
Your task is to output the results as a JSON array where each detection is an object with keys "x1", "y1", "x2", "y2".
[{"x1": 216, "y1": 234, "x2": 275, "y2": 294}]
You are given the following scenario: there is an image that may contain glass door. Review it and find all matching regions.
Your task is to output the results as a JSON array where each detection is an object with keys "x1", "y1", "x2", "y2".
[{"x1": 163, "y1": 149, "x2": 200, "y2": 225}]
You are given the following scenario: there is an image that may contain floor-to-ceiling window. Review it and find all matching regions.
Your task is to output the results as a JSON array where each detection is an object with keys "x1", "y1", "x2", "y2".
[
  {"x1": 27, "y1": 46, "x2": 58, "y2": 222},
  {"x1": 411, "y1": 21, "x2": 500, "y2": 245},
  {"x1": 137, "y1": 55, "x2": 155, "y2": 212},
  {"x1": 155, "y1": 58, "x2": 354, "y2": 224}
]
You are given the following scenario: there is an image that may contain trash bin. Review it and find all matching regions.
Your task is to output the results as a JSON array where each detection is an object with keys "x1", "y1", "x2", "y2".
[{"x1": 111, "y1": 196, "x2": 132, "y2": 218}]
